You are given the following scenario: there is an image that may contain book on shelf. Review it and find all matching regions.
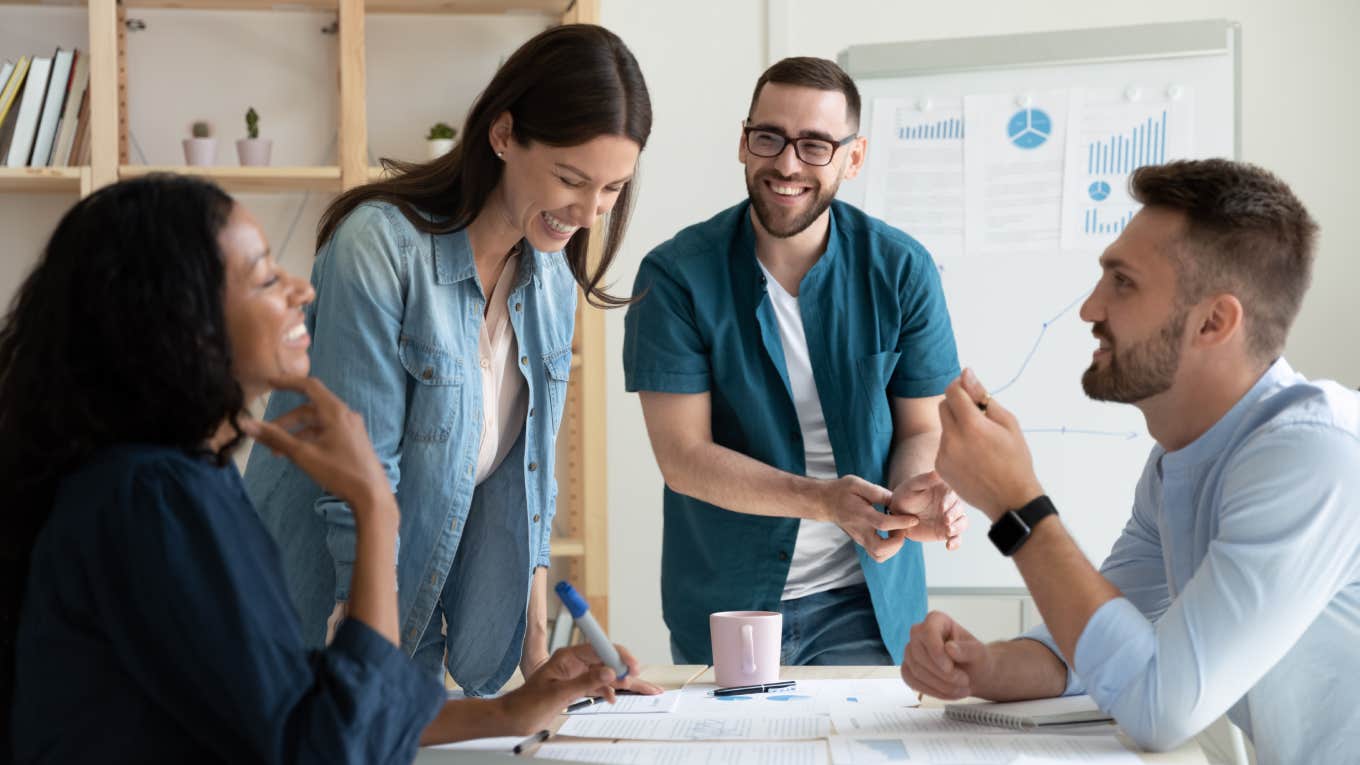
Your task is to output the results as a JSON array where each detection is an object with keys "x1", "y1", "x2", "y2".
[
  {"x1": 50, "y1": 50, "x2": 87, "y2": 167},
  {"x1": 943, "y1": 694, "x2": 1114, "y2": 730},
  {"x1": 5, "y1": 52, "x2": 52, "y2": 167},
  {"x1": 30, "y1": 48, "x2": 74, "y2": 167},
  {"x1": 0, "y1": 56, "x2": 31, "y2": 161}
]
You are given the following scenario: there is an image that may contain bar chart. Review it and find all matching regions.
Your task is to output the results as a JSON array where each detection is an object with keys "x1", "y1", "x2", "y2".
[
  {"x1": 1083, "y1": 208, "x2": 1135, "y2": 235},
  {"x1": 897, "y1": 117, "x2": 963, "y2": 140},
  {"x1": 1085, "y1": 110, "x2": 1168, "y2": 175}
]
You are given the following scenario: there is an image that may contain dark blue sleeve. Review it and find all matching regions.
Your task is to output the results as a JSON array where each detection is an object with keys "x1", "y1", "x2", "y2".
[
  {"x1": 91, "y1": 464, "x2": 443, "y2": 764},
  {"x1": 622, "y1": 255, "x2": 712, "y2": 394},
  {"x1": 891, "y1": 248, "x2": 960, "y2": 398}
]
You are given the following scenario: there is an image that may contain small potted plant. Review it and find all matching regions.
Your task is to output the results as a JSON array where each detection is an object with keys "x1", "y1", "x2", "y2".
[
  {"x1": 236, "y1": 107, "x2": 272, "y2": 167},
  {"x1": 426, "y1": 121, "x2": 456, "y2": 160},
  {"x1": 182, "y1": 120, "x2": 216, "y2": 166}
]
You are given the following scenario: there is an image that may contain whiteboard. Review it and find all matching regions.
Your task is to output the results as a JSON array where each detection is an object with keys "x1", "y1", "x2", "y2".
[{"x1": 836, "y1": 20, "x2": 1239, "y2": 589}]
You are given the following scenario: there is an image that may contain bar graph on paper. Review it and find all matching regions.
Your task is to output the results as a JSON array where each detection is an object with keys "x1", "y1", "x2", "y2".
[
  {"x1": 897, "y1": 116, "x2": 963, "y2": 140},
  {"x1": 1085, "y1": 110, "x2": 1168, "y2": 175},
  {"x1": 1061, "y1": 92, "x2": 1193, "y2": 250}
]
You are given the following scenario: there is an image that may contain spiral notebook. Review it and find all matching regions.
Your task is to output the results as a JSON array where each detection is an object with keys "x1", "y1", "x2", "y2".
[{"x1": 944, "y1": 694, "x2": 1113, "y2": 730}]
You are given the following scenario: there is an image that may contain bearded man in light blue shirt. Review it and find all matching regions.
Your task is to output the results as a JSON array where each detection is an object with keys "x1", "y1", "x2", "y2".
[{"x1": 901, "y1": 158, "x2": 1360, "y2": 764}]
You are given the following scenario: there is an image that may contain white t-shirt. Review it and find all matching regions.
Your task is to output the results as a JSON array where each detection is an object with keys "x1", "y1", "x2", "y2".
[{"x1": 757, "y1": 261, "x2": 865, "y2": 601}]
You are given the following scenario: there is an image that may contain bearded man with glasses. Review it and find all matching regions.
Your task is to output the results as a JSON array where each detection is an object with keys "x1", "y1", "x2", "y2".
[{"x1": 623, "y1": 57, "x2": 966, "y2": 667}]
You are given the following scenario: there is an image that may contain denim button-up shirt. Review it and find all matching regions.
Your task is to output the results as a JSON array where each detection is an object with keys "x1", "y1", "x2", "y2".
[{"x1": 244, "y1": 201, "x2": 576, "y2": 695}]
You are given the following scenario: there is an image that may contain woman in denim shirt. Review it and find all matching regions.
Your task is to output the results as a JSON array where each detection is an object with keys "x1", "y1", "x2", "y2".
[{"x1": 244, "y1": 24, "x2": 655, "y2": 695}]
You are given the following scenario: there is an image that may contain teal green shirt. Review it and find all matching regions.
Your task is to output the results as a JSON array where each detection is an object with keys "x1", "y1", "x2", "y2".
[{"x1": 623, "y1": 200, "x2": 960, "y2": 664}]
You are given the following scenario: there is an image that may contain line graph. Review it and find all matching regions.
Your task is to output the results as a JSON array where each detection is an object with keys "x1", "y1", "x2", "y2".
[{"x1": 992, "y1": 287, "x2": 1091, "y2": 396}]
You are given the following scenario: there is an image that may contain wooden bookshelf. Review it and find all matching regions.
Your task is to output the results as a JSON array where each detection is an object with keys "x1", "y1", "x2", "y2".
[
  {"x1": 3, "y1": 0, "x2": 612, "y2": 629},
  {"x1": 119, "y1": 165, "x2": 342, "y2": 192},
  {"x1": 0, "y1": 166, "x2": 87, "y2": 193}
]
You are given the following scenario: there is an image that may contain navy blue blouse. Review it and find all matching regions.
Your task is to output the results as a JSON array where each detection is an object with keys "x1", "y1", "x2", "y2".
[{"x1": 12, "y1": 444, "x2": 443, "y2": 763}]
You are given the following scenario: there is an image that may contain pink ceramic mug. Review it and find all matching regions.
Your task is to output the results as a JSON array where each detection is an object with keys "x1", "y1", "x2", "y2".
[{"x1": 709, "y1": 610, "x2": 782, "y2": 687}]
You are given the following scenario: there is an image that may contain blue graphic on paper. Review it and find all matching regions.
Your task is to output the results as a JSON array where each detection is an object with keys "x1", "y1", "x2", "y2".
[
  {"x1": 1088, "y1": 181, "x2": 1111, "y2": 201},
  {"x1": 1007, "y1": 109, "x2": 1051, "y2": 149},
  {"x1": 766, "y1": 694, "x2": 812, "y2": 702}
]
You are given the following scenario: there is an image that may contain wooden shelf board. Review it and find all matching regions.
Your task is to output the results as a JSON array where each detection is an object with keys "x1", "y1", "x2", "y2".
[
  {"x1": 0, "y1": 1, "x2": 571, "y2": 14},
  {"x1": 0, "y1": 167, "x2": 85, "y2": 193},
  {"x1": 551, "y1": 538, "x2": 585, "y2": 558},
  {"x1": 119, "y1": 165, "x2": 342, "y2": 192}
]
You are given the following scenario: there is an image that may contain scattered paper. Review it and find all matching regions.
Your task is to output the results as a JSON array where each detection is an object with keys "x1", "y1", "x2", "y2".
[
  {"x1": 679, "y1": 681, "x2": 919, "y2": 718},
  {"x1": 536, "y1": 741, "x2": 829, "y2": 765},
  {"x1": 556, "y1": 714, "x2": 831, "y2": 741},
  {"x1": 568, "y1": 691, "x2": 683, "y2": 715},
  {"x1": 828, "y1": 734, "x2": 1140, "y2": 764},
  {"x1": 425, "y1": 736, "x2": 523, "y2": 752}
]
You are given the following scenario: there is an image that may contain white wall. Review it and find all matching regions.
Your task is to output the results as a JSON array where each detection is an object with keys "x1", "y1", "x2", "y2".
[{"x1": 601, "y1": 0, "x2": 1360, "y2": 664}]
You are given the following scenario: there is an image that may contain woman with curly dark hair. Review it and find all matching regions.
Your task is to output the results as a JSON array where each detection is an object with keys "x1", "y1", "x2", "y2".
[{"x1": 1, "y1": 176, "x2": 645, "y2": 763}]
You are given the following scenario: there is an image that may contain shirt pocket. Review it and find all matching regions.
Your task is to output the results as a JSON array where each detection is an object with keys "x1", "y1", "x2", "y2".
[
  {"x1": 857, "y1": 350, "x2": 901, "y2": 434},
  {"x1": 398, "y1": 336, "x2": 463, "y2": 443},
  {"x1": 542, "y1": 345, "x2": 573, "y2": 437}
]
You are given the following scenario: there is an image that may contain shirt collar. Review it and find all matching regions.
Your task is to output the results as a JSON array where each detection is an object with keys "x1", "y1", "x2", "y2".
[
  {"x1": 1160, "y1": 357, "x2": 1296, "y2": 473},
  {"x1": 433, "y1": 225, "x2": 549, "y2": 289},
  {"x1": 737, "y1": 200, "x2": 843, "y2": 294}
]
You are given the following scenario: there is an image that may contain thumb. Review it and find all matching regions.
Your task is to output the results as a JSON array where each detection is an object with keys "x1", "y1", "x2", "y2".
[
  {"x1": 558, "y1": 664, "x2": 616, "y2": 703},
  {"x1": 944, "y1": 635, "x2": 987, "y2": 666},
  {"x1": 902, "y1": 470, "x2": 944, "y2": 492},
  {"x1": 850, "y1": 476, "x2": 894, "y2": 506}
]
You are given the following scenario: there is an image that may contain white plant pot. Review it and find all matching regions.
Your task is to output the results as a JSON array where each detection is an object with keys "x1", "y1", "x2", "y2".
[
  {"x1": 236, "y1": 138, "x2": 273, "y2": 167},
  {"x1": 426, "y1": 138, "x2": 455, "y2": 160},
  {"x1": 182, "y1": 137, "x2": 217, "y2": 166}
]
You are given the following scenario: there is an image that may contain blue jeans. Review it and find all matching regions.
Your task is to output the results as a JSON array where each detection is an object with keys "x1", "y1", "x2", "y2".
[{"x1": 670, "y1": 583, "x2": 893, "y2": 666}]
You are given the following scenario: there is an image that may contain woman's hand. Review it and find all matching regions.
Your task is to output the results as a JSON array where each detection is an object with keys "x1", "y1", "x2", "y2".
[
  {"x1": 240, "y1": 375, "x2": 392, "y2": 517},
  {"x1": 495, "y1": 643, "x2": 662, "y2": 736}
]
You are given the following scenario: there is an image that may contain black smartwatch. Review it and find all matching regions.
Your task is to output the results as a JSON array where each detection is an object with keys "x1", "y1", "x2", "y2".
[{"x1": 987, "y1": 495, "x2": 1058, "y2": 556}]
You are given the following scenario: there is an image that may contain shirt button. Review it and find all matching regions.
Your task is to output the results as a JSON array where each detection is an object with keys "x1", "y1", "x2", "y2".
[
  {"x1": 533, "y1": 514, "x2": 541, "y2": 522},
  {"x1": 466, "y1": 466, "x2": 472, "y2": 476},
  {"x1": 520, "y1": 355, "x2": 529, "y2": 366},
  {"x1": 430, "y1": 573, "x2": 438, "y2": 586},
  {"x1": 529, "y1": 407, "x2": 535, "y2": 417},
  {"x1": 480, "y1": 358, "x2": 489, "y2": 369},
  {"x1": 421, "y1": 367, "x2": 433, "y2": 380},
  {"x1": 450, "y1": 517, "x2": 458, "y2": 531},
  {"x1": 515, "y1": 302, "x2": 523, "y2": 312},
  {"x1": 778, "y1": 551, "x2": 789, "y2": 562},
  {"x1": 528, "y1": 462, "x2": 538, "y2": 472}
]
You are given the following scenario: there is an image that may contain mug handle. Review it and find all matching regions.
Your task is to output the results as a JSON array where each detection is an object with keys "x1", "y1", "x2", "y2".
[{"x1": 741, "y1": 624, "x2": 757, "y2": 674}]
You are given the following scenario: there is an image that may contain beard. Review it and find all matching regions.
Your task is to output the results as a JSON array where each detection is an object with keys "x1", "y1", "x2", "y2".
[
  {"x1": 1081, "y1": 310, "x2": 1187, "y2": 403},
  {"x1": 746, "y1": 169, "x2": 839, "y2": 239}
]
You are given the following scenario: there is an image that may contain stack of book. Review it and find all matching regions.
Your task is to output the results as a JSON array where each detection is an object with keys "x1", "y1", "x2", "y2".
[{"x1": 0, "y1": 48, "x2": 93, "y2": 168}]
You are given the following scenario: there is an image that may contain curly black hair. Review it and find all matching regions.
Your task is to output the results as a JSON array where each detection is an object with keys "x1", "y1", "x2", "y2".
[{"x1": 0, "y1": 174, "x2": 244, "y2": 744}]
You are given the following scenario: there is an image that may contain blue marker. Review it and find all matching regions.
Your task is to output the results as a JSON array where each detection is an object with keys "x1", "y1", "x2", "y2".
[{"x1": 555, "y1": 580, "x2": 628, "y2": 680}]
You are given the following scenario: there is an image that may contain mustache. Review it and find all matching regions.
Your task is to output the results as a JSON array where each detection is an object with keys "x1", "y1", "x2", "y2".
[
  {"x1": 1091, "y1": 322, "x2": 1113, "y2": 343},
  {"x1": 757, "y1": 169, "x2": 818, "y2": 187}
]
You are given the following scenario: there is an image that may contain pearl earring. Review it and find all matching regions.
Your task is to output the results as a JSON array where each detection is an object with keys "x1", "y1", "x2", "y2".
[{"x1": 497, "y1": 151, "x2": 504, "y2": 159}]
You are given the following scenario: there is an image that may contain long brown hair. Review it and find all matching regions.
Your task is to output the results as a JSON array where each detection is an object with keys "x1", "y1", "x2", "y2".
[{"x1": 318, "y1": 24, "x2": 651, "y2": 308}]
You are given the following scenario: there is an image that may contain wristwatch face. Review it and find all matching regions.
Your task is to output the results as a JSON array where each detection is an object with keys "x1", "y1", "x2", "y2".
[{"x1": 988, "y1": 511, "x2": 1030, "y2": 556}]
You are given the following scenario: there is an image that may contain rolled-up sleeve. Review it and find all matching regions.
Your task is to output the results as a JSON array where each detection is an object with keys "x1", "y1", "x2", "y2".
[
  {"x1": 623, "y1": 256, "x2": 710, "y2": 394},
  {"x1": 891, "y1": 248, "x2": 959, "y2": 398}
]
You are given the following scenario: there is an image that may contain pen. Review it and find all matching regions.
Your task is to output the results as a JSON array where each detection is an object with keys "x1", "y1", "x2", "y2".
[
  {"x1": 555, "y1": 580, "x2": 628, "y2": 680},
  {"x1": 711, "y1": 680, "x2": 796, "y2": 697},
  {"x1": 511, "y1": 729, "x2": 550, "y2": 754},
  {"x1": 565, "y1": 696, "x2": 603, "y2": 713}
]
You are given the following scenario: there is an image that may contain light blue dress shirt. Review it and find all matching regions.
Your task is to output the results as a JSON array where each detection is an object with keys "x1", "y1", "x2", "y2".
[{"x1": 1025, "y1": 358, "x2": 1360, "y2": 763}]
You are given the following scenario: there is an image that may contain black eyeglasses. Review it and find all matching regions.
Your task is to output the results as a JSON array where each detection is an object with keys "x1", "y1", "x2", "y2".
[{"x1": 742, "y1": 124, "x2": 857, "y2": 167}]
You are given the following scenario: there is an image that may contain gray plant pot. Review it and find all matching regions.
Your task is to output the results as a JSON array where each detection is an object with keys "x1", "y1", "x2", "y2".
[
  {"x1": 236, "y1": 138, "x2": 273, "y2": 167},
  {"x1": 182, "y1": 137, "x2": 217, "y2": 166}
]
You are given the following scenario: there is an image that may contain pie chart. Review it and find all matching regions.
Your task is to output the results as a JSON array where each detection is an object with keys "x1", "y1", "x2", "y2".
[
  {"x1": 1007, "y1": 108, "x2": 1051, "y2": 149},
  {"x1": 1089, "y1": 181, "x2": 1111, "y2": 201}
]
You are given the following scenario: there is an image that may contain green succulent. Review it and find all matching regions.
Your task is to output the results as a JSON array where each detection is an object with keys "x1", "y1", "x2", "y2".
[
  {"x1": 245, "y1": 107, "x2": 260, "y2": 140},
  {"x1": 427, "y1": 122, "x2": 456, "y2": 141},
  {"x1": 190, "y1": 121, "x2": 211, "y2": 139}
]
